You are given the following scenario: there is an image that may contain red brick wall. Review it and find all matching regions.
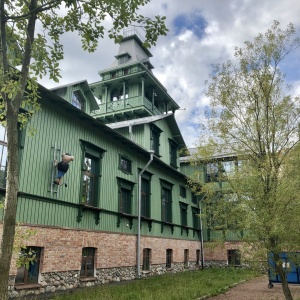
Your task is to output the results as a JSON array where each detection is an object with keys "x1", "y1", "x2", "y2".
[
  {"x1": 204, "y1": 241, "x2": 244, "y2": 261},
  {"x1": 0, "y1": 224, "x2": 202, "y2": 275}
]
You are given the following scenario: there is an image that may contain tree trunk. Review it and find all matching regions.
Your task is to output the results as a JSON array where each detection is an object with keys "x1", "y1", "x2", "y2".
[
  {"x1": 0, "y1": 109, "x2": 20, "y2": 300},
  {"x1": 274, "y1": 253, "x2": 294, "y2": 300},
  {"x1": 0, "y1": 1, "x2": 37, "y2": 298}
]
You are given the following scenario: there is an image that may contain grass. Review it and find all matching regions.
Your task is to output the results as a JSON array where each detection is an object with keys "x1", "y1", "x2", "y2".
[{"x1": 52, "y1": 268, "x2": 260, "y2": 300}]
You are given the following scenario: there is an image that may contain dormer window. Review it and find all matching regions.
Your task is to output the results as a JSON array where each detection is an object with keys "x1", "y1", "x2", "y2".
[
  {"x1": 119, "y1": 55, "x2": 129, "y2": 64},
  {"x1": 71, "y1": 90, "x2": 84, "y2": 111},
  {"x1": 116, "y1": 52, "x2": 131, "y2": 65}
]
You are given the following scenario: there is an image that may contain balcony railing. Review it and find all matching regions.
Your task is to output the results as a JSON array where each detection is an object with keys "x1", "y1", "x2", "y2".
[{"x1": 91, "y1": 96, "x2": 162, "y2": 117}]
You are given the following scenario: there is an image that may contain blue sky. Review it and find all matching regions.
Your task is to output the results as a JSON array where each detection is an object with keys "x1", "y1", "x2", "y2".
[
  {"x1": 40, "y1": 0, "x2": 300, "y2": 148},
  {"x1": 173, "y1": 13, "x2": 207, "y2": 39}
]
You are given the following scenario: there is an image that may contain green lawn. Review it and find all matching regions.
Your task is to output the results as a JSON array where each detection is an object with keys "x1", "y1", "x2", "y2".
[{"x1": 52, "y1": 268, "x2": 260, "y2": 300}]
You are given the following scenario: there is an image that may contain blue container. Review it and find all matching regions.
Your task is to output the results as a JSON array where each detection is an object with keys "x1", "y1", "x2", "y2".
[{"x1": 268, "y1": 252, "x2": 300, "y2": 288}]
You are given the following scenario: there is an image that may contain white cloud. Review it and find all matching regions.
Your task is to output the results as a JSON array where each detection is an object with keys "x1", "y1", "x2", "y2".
[{"x1": 39, "y1": 0, "x2": 300, "y2": 147}]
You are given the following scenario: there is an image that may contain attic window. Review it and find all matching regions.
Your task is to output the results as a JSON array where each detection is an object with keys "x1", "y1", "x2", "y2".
[
  {"x1": 118, "y1": 54, "x2": 130, "y2": 65},
  {"x1": 119, "y1": 56, "x2": 129, "y2": 64},
  {"x1": 72, "y1": 90, "x2": 84, "y2": 111}
]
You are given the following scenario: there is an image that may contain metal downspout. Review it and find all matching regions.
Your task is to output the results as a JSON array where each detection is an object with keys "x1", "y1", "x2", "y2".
[
  {"x1": 137, "y1": 150, "x2": 154, "y2": 278},
  {"x1": 199, "y1": 200, "x2": 205, "y2": 269}
]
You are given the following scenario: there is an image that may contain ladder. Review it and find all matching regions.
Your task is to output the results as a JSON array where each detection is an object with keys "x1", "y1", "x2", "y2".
[{"x1": 49, "y1": 144, "x2": 61, "y2": 198}]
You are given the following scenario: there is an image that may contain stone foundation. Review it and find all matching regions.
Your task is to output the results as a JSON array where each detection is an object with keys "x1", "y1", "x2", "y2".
[{"x1": 8, "y1": 262, "x2": 201, "y2": 298}]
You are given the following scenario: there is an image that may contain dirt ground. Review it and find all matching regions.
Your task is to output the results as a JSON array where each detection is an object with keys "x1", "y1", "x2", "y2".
[{"x1": 207, "y1": 275, "x2": 300, "y2": 300}]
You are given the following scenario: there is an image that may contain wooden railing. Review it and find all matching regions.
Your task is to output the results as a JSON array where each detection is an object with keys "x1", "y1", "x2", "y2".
[{"x1": 91, "y1": 96, "x2": 163, "y2": 116}]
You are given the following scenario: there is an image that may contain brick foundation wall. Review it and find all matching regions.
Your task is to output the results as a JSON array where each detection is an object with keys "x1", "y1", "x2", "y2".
[{"x1": 0, "y1": 224, "x2": 242, "y2": 298}]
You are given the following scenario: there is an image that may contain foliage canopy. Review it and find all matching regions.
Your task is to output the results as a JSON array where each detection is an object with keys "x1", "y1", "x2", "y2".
[{"x1": 189, "y1": 21, "x2": 300, "y2": 300}]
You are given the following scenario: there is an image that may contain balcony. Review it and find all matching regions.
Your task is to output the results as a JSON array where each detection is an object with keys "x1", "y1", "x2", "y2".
[{"x1": 91, "y1": 95, "x2": 163, "y2": 119}]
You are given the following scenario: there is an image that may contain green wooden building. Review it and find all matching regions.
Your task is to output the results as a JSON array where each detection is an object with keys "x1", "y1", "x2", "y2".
[{"x1": 2, "y1": 29, "x2": 206, "y2": 297}]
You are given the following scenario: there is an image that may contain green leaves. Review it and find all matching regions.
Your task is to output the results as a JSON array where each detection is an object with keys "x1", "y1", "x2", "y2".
[{"x1": 191, "y1": 21, "x2": 300, "y2": 267}]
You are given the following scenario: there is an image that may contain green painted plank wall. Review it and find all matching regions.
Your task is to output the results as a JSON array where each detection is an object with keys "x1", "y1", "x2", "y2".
[{"x1": 16, "y1": 96, "x2": 200, "y2": 241}]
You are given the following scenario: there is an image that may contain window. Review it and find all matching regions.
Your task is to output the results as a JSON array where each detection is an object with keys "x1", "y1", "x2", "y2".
[
  {"x1": 227, "y1": 249, "x2": 241, "y2": 266},
  {"x1": 221, "y1": 160, "x2": 235, "y2": 175},
  {"x1": 142, "y1": 248, "x2": 151, "y2": 271},
  {"x1": 192, "y1": 193, "x2": 197, "y2": 204},
  {"x1": 120, "y1": 88, "x2": 129, "y2": 100},
  {"x1": 166, "y1": 249, "x2": 172, "y2": 268},
  {"x1": 196, "y1": 249, "x2": 200, "y2": 266},
  {"x1": 0, "y1": 124, "x2": 7, "y2": 188},
  {"x1": 169, "y1": 139, "x2": 178, "y2": 167},
  {"x1": 180, "y1": 185, "x2": 186, "y2": 198},
  {"x1": 71, "y1": 90, "x2": 84, "y2": 110},
  {"x1": 150, "y1": 124, "x2": 162, "y2": 156},
  {"x1": 111, "y1": 71, "x2": 117, "y2": 78},
  {"x1": 184, "y1": 249, "x2": 189, "y2": 268},
  {"x1": 160, "y1": 180, "x2": 173, "y2": 223},
  {"x1": 111, "y1": 88, "x2": 129, "y2": 102},
  {"x1": 119, "y1": 155, "x2": 132, "y2": 174},
  {"x1": 192, "y1": 207, "x2": 200, "y2": 229},
  {"x1": 15, "y1": 247, "x2": 42, "y2": 285},
  {"x1": 80, "y1": 141, "x2": 105, "y2": 207},
  {"x1": 123, "y1": 68, "x2": 129, "y2": 75},
  {"x1": 180, "y1": 202, "x2": 188, "y2": 227},
  {"x1": 117, "y1": 178, "x2": 134, "y2": 214},
  {"x1": 118, "y1": 55, "x2": 129, "y2": 65},
  {"x1": 141, "y1": 172, "x2": 152, "y2": 218},
  {"x1": 80, "y1": 247, "x2": 96, "y2": 277},
  {"x1": 111, "y1": 89, "x2": 119, "y2": 101},
  {"x1": 206, "y1": 162, "x2": 219, "y2": 182},
  {"x1": 82, "y1": 154, "x2": 98, "y2": 206}
]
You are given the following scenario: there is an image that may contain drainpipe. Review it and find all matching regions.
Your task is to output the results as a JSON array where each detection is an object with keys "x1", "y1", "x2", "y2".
[
  {"x1": 199, "y1": 199, "x2": 205, "y2": 269},
  {"x1": 137, "y1": 150, "x2": 154, "y2": 278}
]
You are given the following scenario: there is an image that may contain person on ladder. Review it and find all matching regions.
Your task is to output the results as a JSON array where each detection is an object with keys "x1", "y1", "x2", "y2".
[{"x1": 53, "y1": 153, "x2": 74, "y2": 186}]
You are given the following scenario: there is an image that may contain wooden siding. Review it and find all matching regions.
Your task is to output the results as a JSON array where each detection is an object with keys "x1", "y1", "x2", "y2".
[
  {"x1": 115, "y1": 125, "x2": 146, "y2": 147},
  {"x1": 16, "y1": 98, "x2": 199, "y2": 241}
]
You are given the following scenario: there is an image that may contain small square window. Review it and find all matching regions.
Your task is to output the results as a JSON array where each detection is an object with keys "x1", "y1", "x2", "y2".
[{"x1": 119, "y1": 156, "x2": 132, "y2": 174}]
